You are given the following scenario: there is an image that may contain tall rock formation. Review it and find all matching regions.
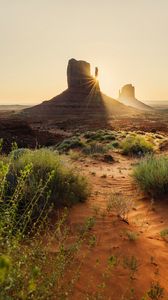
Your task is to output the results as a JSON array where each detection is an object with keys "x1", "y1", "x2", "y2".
[
  {"x1": 67, "y1": 58, "x2": 100, "y2": 93},
  {"x1": 118, "y1": 84, "x2": 152, "y2": 111},
  {"x1": 22, "y1": 59, "x2": 139, "y2": 129}
]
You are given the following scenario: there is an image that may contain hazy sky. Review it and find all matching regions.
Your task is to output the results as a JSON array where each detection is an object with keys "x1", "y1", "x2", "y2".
[{"x1": 0, "y1": 0, "x2": 168, "y2": 104}]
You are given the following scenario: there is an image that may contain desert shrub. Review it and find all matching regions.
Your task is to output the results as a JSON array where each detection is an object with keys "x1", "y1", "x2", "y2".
[
  {"x1": 107, "y1": 141, "x2": 120, "y2": 149},
  {"x1": 11, "y1": 148, "x2": 29, "y2": 160},
  {"x1": 160, "y1": 228, "x2": 168, "y2": 241},
  {"x1": 123, "y1": 256, "x2": 139, "y2": 279},
  {"x1": 123, "y1": 255, "x2": 139, "y2": 272},
  {"x1": 56, "y1": 137, "x2": 85, "y2": 153},
  {"x1": 83, "y1": 131, "x2": 95, "y2": 139},
  {"x1": 82, "y1": 142, "x2": 107, "y2": 155},
  {"x1": 133, "y1": 155, "x2": 168, "y2": 196},
  {"x1": 126, "y1": 231, "x2": 138, "y2": 242},
  {"x1": 98, "y1": 133, "x2": 116, "y2": 142},
  {"x1": 68, "y1": 149, "x2": 81, "y2": 160},
  {"x1": 107, "y1": 192, "x2": 133, "y2": 221},
  {"x1": 147, "y1": 282, "x2": 164, "y2": 300},
  {"x1": 121, "y1": 135, "x2": 154, "y2": 156},
  {"x1": 84, "y1": 130, "x2": 116, "y2": 142},
  {"x1": 0, "y1": 148, "x2": 89, "y2": 230}
]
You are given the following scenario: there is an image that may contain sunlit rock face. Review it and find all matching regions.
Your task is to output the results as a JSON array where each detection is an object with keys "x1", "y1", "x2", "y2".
[
  {"x1": 67, "y1": 58, "x2": 100, "y2": 93},
  {"x1": 118, "y1": 84, "x2": 152, "y2": 111}
]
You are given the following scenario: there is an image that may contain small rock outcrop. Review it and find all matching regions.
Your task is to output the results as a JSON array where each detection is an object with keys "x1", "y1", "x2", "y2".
[
  {"x1": 118, "y1": 84, "x2": 152, "y2": 111},
  {"x1": 0, "y1": 117, "x2": 62, "y2": 153}
]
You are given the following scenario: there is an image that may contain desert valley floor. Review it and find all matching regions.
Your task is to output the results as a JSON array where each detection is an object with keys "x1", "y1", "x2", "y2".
[{"x1": 0, "y1": 106, "x2": 168, "y2": 299}]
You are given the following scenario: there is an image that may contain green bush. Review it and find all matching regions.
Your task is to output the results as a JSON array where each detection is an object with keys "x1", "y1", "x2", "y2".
[
  {"x1": 0, "y1": 148, "x2": 89, "y2": 230},
  {"x1": 84, "y1": 130, "x2": 116, "y2": 143},
  {"x1": 11, "y1": 148, "x2": 29, "y2": 160},
  {"x1": 121, "y1": 135, "x2": 154, "y2": 156},
  {"x1": 107, "y1": 141, "x2": 119, "y2": 149},
  {"x1": 133, "y1": 155, "x2": 168, "y2": 196},
  {"x1": 56, "y1": 137, "x2": 84, "y2": 153}
]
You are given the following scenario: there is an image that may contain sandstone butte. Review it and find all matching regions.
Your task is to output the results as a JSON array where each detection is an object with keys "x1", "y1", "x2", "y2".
[
  {"x1": 118, "y1": 84, "x2": 152, "y2": 111},
  {"x1": 22, "y1": 59, "x2": 142, "y2": 128}
]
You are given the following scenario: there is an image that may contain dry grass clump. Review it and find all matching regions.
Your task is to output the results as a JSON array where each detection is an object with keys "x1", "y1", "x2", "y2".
[
  {"x1": 82, "y1": 142, "x2": 107, "y2": 155},
  {"x1": 133, "y1": 155, "x2": 168, "y2": 197},
  {"x1": 107, "y1": 192, "x2": 133, "y2": 221}
]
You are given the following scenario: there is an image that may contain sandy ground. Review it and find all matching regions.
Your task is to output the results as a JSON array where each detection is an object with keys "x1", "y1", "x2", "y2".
[{"x1": 61, "y1": 152, "x2": 168, "y2": 299}]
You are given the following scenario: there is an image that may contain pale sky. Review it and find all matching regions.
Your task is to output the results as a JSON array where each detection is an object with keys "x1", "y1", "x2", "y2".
[{"x1": 0, "y1": 0, "x2": 168, "y2": 105}]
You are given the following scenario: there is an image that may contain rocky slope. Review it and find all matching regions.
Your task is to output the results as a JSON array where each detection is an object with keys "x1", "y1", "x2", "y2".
[{"x1": 0, "y1": 114, "x2": 64, "y2": 153}]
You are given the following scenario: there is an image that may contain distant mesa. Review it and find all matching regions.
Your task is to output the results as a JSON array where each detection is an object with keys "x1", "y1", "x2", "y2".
[
  {"x1": 118, "y1": 84, "x2": 152, "y2": 111},
  {"x1": 22, "y1": 59, "x2": 140, "y2": 128},
  {"x1": 119, "y1": 84, "x2": 135, "y2": 99}
]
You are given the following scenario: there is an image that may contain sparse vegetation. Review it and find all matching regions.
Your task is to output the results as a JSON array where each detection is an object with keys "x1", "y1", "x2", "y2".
[
  {"x1": 107, "y1": 140, "x2": 120, "y2": 149},
  {"x1": 0, "y1": 207, "x2": 97, "y2": 299},
  {"x1": 133, "y1": 155, "x2": 168, "y2": 196},
  {"x1": 0, "y1": 128, "x2": 167, "y2": 298},
  {"x1": 123, "y1": 256, "x2": 139, "y2": 272},
  {"x1": 147, "y1": 282, "x2": 164, "y2": 300},
  {"x1": 126, "y1": 230, "x2": 138, "y2": 242},
  {"x1": 56, "y1": 136, "x2": 85, "y2": 153},
  {"x1": 160, "y1": 228, "x2": 168, "y2": 241},
  {"x1": 82, "y1": 142, "x2": 107, "y2": 155},
  {"x1": 107, "y1": 255, "x2": 119, "y2": 268},
  {"x1": 83, "y1": 130, "x2": 116, "y2": 142},
  {"x1": 0, "y1": 147, "x2": 94, "y2": 299},
  {"x1": 121, "y1": 135, "x2": 154, "y2": 156},
  {"x1": 123, "y1": 256, "x2": 139, "y2": 279},
  {"x1": 0, "y1": 148, "x2": 90, "y2": 232},
  {"x1": 68, "y1": 149, "x2": 81, "y2": 160},
  {"x1": 107, "y1": 192, "x2": 133, "y2": 221}
]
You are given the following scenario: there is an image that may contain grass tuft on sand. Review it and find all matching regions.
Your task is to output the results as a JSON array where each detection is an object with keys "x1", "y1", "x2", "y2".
[{"x1": 133, "y1": 155, "x2": 168, "y2": 196}]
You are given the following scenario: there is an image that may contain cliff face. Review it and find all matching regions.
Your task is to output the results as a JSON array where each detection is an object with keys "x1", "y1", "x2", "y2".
[
  {"x1": 67, "y1": 58, "x2": 100, "y2": 93},
  {"x1": 118, "y1": 84, "x2": 152, "y2": 111},
  {"x1": 67, "y1": 59, "x2": 90, "y2": 87}
]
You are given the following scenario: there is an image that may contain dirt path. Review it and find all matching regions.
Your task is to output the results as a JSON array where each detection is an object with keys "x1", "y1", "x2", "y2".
[{"x1": 67, "y1": 153, "x2": 168, "y2": 299}]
